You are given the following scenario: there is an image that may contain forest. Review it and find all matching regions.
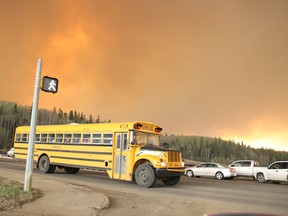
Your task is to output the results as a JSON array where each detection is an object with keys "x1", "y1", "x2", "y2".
[
  {"x1": 1, "y1": 100, "x2": 287, "y2": 166},
  {"x1": 0, "y1": 101, "x2": 110, "y2": 151}
]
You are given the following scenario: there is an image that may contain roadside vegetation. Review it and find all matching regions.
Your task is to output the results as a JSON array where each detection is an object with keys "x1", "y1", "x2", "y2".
[
  {"x1": 0, "y1": 177, "x2": 42, "y2": 211},
  {"x1": 161, "y1": 135, "x2": 288, "y2": 166},
  {"x1": 1, "y1": 100, "x2": 287, "y2": 166}
]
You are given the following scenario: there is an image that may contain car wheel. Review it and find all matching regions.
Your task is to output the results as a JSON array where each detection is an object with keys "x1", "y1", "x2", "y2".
[
  {"x1": 186, "y1": 170, "x2": 194, "y2": 178},
  {"x1": 256, "y1": 173, "x2": 266, "y2": 183},
  {"x1": 215, "y1": 172, "x2": 224, "y2": 180}
]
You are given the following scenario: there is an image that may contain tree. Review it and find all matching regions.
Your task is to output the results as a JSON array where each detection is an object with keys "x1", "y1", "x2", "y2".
[
  {"x1": 69, "y1": 111, "x2": 73, "y2": 122},
  {"x1": 95, "y1": 115, "x2": 100, "y2": 123}
]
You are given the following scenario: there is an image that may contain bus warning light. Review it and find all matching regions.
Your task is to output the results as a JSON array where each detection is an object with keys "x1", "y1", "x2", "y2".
[
  {"x1": 134, "y1": 123, "x2": 143, "y2": 129},
  {"x1": 155, "y1": 127, "x2": 162, "y2": 133}
]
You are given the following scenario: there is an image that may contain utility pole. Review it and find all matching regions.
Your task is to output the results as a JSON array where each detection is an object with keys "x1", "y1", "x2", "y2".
[{"x1": 24, "y1": 59, "x2": 42, "y2": 192}]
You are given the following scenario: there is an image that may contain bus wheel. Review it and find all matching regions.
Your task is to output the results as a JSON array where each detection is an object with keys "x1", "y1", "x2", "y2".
[
  {"x1": 135, "y1": 164, "x2": 156, "y2": 188},
  {"x1": 39, "y1": 155, "x2": 55, "y2": 173},
  {"x1": 64, "y1": 167, "x2": 80, "y2": 174},
  {"x1": 162, "y1": 176, "x2": 181, "y2": 186}
]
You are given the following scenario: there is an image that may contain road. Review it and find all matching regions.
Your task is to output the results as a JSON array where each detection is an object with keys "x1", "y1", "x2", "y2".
[{"x1": 0, "y1": 157, "x2": 287, "y2": 216}]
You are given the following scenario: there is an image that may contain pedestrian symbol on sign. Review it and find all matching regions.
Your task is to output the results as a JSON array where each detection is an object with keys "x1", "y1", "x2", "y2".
[
  {"x1": 48, "y1": 80, "x2": 56, "y2": 91},
  {"x1": 41, "y1": 76, "x2": 59, "y2": 93}
]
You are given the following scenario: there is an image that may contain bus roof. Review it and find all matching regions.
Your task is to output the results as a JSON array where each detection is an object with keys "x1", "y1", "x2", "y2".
[{"x1": 15, "y1": 121, "x2": 162, "y2": 134}]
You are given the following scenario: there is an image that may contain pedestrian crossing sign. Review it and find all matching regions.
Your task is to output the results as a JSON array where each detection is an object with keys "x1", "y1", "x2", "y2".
[{"x1": 41, "y1": 76, "x2": 58, "y2": 94}]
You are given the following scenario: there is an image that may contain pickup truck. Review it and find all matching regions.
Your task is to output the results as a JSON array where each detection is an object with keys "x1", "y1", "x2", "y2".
[
  {"x1": 254, "y1": 161, "x2": 288, "y2": 184},
  {"x1": 228, "y1": 160, "x2": 259, "y2": 178}
]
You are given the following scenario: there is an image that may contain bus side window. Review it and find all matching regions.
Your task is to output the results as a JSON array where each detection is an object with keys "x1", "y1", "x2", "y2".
[
  {"x1": 41, "y1": 134, "x2": 47, "y2": 143},
  {"x1": 22, "y1": 134, "x2": 28, "y2": 143},
  {"x1": 64, "y1": 134, "x2": 72, "y2": 143},
  {"x1": 35, "y1": 134, "x2": 40, "y2": 143},
  {"x1": 73, "y1": 133, "x2": 81, "y2": 143},
  {"x1": 92, "y1": 133, "x2": 102, "y2": 144},
  {"x1": 56, "y1": 133, "x2": 63, "y2": 143},
  {"x1": 15, "y1": 133, "x2": 21, "y2": 142},
  {"x1": 48, "y1": 133, "x2": 55, "y2": 143},
  {"x1": 103, "y1": 133, "x2": 113, "y2": 144},
  {"x1": 82, "y1": 133, "x2": 91, "y2": 143}
]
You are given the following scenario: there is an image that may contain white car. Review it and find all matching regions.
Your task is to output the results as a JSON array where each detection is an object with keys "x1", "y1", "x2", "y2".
[
  {"x1": 185, "y1": 162, "x2": 237, "y2": 180},
  {"x1": 229, "y1": 160, "x2": 259, "y2": 178},
  {"x1": 254, "y1": 161, "x2": 288, "y2": 184},
  {"x1": 7, "y1": 148, "x2": 14, "y2": 158}
]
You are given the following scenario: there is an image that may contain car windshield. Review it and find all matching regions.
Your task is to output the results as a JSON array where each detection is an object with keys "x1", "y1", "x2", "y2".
[{"x1": 132, "y1": 131, "x2": 160, "y2": 146}]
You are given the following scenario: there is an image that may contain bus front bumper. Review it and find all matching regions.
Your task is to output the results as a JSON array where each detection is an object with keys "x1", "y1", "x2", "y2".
[{"x1": 155, "y1": 168, "x2": 185, "y2": 177}]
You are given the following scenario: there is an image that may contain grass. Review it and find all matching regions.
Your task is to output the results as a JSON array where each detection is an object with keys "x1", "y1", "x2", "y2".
[{"x1": 0, "y1": 177, "x2": 42, "y2": 211}]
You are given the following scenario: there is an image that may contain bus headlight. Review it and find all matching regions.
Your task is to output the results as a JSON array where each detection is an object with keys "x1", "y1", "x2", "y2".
[{"x1": 160, "y1": 162, "x2": 167, "y2": 167}]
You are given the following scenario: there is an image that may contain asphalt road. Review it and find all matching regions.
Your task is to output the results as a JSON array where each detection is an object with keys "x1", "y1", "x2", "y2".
[{"x1": 1, "y1": 157, "x2": 287, "y2": 216}]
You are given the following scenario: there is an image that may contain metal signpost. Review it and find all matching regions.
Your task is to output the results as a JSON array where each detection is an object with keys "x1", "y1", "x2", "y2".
[{"x1": 24, "y1": 59, "x2": 58, "y2": 192}]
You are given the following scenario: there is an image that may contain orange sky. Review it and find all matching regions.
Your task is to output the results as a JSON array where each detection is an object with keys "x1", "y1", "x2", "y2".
[{"x1": 0, "y1": 0, "x2": 287, "y2": 151}]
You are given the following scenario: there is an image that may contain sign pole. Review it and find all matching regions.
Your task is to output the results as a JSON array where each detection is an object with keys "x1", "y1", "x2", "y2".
[{"x1": 24, "y1": 58, "x2": 42, "y2": 192}]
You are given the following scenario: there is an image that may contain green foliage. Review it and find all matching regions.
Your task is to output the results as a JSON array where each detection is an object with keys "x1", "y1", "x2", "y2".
[
  {"x1": 0, "y1": 100, "x2": 107, "y2": 150},
  {"x1": 160, "y1": 135, "x2": 288, "y2": 166}
]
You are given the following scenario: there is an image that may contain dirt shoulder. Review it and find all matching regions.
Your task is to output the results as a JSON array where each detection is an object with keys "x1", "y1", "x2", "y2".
[{"x1": 0, "y1": 168, "x2": 110, "y2": 216}]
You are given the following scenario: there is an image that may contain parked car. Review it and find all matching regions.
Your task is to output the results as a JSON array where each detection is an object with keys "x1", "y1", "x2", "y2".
[
  {"x1": 7, "y1": 148, "x2": 14, "y2": 158},
  {"x1": 254, "y1": 161, "x2": 288, "y2": 184},
  {"x1": 185, "y1": 162, "x2": 237, "y2": 180},
  {"x1": 229, "y1": 160, "x2": 259, "y2": 178}
]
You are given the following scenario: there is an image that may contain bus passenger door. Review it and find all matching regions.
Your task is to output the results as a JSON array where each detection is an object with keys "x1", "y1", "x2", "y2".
[{"x1": 114, "y1": 133, "x2": 128, "y2": 180}]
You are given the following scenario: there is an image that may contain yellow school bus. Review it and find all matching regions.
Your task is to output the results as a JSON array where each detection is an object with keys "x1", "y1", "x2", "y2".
[{"x1": 14, "y1": 121, "x2": 184, "y2": 187}]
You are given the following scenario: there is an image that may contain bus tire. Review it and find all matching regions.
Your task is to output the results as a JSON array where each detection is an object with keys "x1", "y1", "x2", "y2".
[
  {"x1": 38, "y1": 155, "x2": 55, "y2": 173},
  {"x1": 64, "y1": 167, "x2": 80, "y2": 174},
  {"x1": 135, "y1": 164, "x2": 156, "y2": 188},
  {"x1": 162, "y1": 176, "x2": 181, "y2": 186}
]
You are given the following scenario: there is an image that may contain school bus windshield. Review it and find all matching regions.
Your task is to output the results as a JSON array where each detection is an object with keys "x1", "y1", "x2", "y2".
[{"x1": 133, "y1": 131, "x2": 160, "y2": 146}]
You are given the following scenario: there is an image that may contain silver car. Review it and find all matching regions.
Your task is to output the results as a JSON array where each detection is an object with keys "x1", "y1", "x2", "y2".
[{"x1": 185, "y1": 162, "x2": 237, "y2": 180}]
